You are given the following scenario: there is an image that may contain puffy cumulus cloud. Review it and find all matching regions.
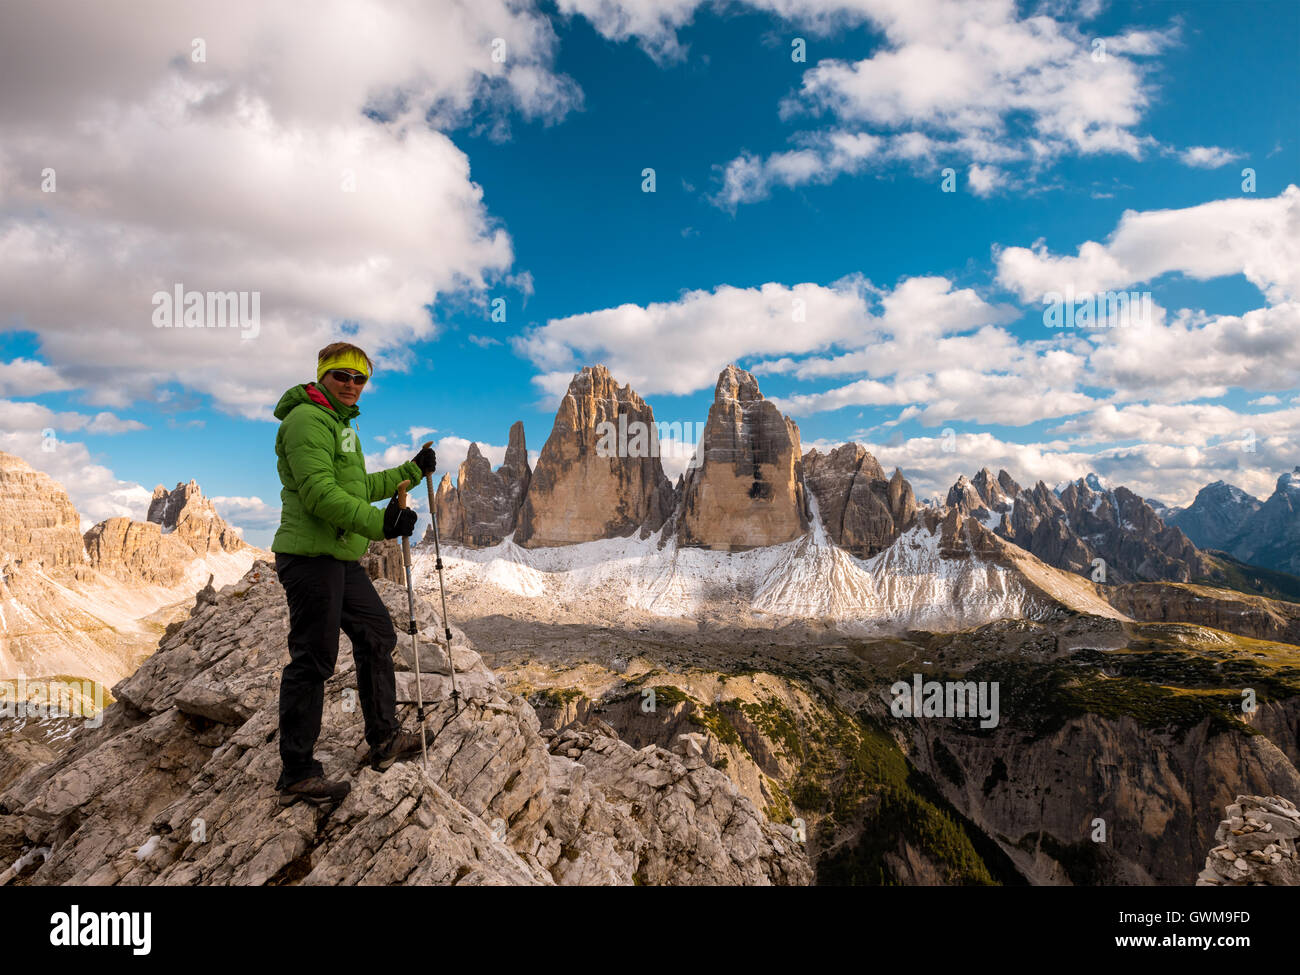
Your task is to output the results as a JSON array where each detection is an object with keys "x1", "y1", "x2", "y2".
[
  {"x1": 516, "y1": 277, "x2": 879, "y2": 401},
  {"x1": 207, "y1": 496, "x2": 279, "y2": 532},
  {"x1": 1087, "y1": 302, "x2": 1300, "y2": 402},
  {"x1": 993, "y1": 188, "x2": 1300, "y2": 405},
  {"x1": 0, "y1": 358, "x2": 75, "y2": 397},
  {"x1": 0, "y1": 0, "x2": 580, "y2": 420},
  {"x1": 555, "y1": 0, "x2": 704, "y2": 62},
  {"x1": 1050, "y1": 402, "x2": 1300, "y2": 449},
  {"x1": 995, "y1": 186, "x2": 1300, "y2": 305},
  {"x1": 699, "y1": 0, "x2": 1175, "y2": 203},
  {"x1": 714, "y1": 132, "x2": 883, "y2": 207}
]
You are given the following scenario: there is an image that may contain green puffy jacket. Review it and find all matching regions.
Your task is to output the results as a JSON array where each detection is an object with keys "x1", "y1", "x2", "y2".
[{"x1": 271, "y1": 381, "x2": 425, "y2": 561}]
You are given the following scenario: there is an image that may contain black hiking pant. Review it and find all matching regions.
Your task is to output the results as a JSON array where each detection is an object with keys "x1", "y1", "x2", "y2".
[{"x1": 273, "y1": 552, "x2": 400, "y2": 789}]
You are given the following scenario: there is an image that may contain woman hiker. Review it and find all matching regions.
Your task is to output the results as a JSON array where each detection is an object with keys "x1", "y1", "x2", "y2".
[{"x1": 270, "y1": 341, "x2": 438, "y2": 805}]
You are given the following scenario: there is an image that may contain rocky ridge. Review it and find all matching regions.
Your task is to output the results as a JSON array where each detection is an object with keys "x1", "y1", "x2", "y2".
[{"x1": 0, "y1": 561, "x2": 808, "y2": 886}]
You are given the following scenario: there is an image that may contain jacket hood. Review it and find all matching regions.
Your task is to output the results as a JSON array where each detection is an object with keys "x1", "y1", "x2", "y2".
[{"x1": 273, "y1": 382, "x2": 360, "y2": 422}]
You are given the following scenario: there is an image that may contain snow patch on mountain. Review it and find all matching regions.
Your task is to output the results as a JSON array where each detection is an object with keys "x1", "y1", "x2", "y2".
[{"x1": 413, "y1": 500, "x2": 1062, "y2": 633}]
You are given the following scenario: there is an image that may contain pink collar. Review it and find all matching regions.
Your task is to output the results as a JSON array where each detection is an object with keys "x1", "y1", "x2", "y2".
[{"x1": 305, "y1": 382, "x2": 335, "y2": 411}]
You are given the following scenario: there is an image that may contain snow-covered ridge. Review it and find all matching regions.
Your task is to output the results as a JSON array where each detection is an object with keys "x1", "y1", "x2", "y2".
[{"x1": 413, "y1": 502, "x2": 1071, "y2": 633}]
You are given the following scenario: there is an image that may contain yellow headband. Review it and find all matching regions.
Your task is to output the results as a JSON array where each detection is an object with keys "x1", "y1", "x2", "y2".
[{"x1": 317, "y1": 349, "x2": 371, "y2": 382}]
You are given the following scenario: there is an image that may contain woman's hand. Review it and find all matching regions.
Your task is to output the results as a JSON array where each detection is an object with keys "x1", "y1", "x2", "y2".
[
  {"x1": 411, "y1": 441, "x2": 437, "y2": 479},
  {"x1": 383, "y1": 481, "x2": 418, "y2": 539}
]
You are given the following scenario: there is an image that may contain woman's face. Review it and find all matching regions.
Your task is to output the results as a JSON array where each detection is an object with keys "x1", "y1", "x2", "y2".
[{"x1": 319, "y1": 368, "x2": 366, "y2": 407}]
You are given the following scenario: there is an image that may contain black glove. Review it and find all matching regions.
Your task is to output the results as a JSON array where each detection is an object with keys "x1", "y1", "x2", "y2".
[
  {"x1": 382, "y1": 488, "x2": 418, "y2": 539},
  {"x1": 412, "y1": 444, "x2": 437, "y2": 478}
]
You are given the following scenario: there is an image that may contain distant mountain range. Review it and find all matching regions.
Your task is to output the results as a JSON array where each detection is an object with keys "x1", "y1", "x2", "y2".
[{"x1": 1161, "y1": 473, "x2": 1300, "y2": 577}]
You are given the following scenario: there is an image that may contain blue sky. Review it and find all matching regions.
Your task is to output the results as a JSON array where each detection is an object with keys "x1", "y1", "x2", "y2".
[{"x1": 0, "y1": 0, "x2": 1297, "y2": 548}]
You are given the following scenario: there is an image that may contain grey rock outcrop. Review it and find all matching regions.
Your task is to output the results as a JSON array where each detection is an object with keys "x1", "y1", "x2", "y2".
[
  {"x1": 1198, "y1": 795, "x2": 1300, "y2": 885},
  {"x1": 804, "y1": 444, "x2": 917, "y2": 557},
  {"x1": 430, "y1": 423, "x2": 531, "y2": 548},
  {"x1": 147, "y1": 479, "x2": 246, "y2": 555},
  {"x1": 0, "y1": 561, "x2": 808, "y2": 886},
  {"x1": 0, "y1": 452, "x2": 86, "y2": 570},
  {"x1": 947, "y1": 469, "x2": 1205, "y2": 584}
]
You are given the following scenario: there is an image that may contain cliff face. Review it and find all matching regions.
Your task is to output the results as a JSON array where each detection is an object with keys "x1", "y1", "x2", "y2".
[
  {"x1": 1106, "y1": 582, "x2": 1300, "y2": 645},
  {"x1": 515, "y1": 366, "x2": 673, "y2": 548},
  {"x1": 0, "y1": 561, "x2": 809, "y2": 886},
  {"x1": 433, "y1": 423, "x2": 532, "y2": 548},
  {"x1": 0, "y1": 451, "x2": 261, "y2": 686},
  {"x1": 677, "y1": 366, "x2": 809, "y2": 551},
  {"x1": 909, "y1": 703, "x2": 1300, "y2": 884},
  {"x1": 0, "y1": 453, "x2": 85, "y2": 570},
  {"x1": 804, "y1": 444, "x2": 917, "y2": 557}
]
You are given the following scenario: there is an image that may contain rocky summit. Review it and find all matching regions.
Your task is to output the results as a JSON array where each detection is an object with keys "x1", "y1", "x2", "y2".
[
  {"x1": 947, "y1": 468, "x2": 1204, "y2": 584},
  {"x1": 676, "y1": 365, "x2": 809, "y2": 551},
  {"x1": 432, "y1": 421, "x2": 531, "y2": 548},
  {"x1": 514, "y1": 365, "x2": 674, "y2": 548},
  {"x1": 0, "y1": 561, "x2": 808, "y2": 886},
  {"x1": 805, "y1": 443, "x2": 917, "y2": 558}
]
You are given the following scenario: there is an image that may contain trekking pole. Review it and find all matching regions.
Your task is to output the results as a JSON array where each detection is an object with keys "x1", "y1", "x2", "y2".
[
  {"x1": 395, "y1": 480, "x2": 428, "y2": 767},
  {"x1": 425, "y1": 471, "x2": 460, "y2": 714}
]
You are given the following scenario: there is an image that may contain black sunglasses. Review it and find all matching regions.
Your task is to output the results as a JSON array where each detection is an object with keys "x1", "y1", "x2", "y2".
[{"x1": 326, "y1": 369, "x2": 368, "y2": 386}]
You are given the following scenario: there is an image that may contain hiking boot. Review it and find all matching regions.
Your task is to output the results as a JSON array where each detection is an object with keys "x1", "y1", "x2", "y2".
[
  {"x1": 278, "y1": 775, "x2": 351, "y2": 807},
  {"x1": 369, "y1": 729, "x2": 425, "y2": 770}
]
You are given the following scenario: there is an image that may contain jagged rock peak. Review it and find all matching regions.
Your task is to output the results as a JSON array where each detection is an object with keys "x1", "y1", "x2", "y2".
[
  {"x1": 803, "y1": 444, "x2": 914, "y2": 558},
  {"x1": 144, "y1": 478, "x2": 244, "y2": 554},
  {"x1": 715, "y1": 364, "x2": 763, "y2": 403},
  {"x1": 515, "y1": 366, "x2": 672, "y2": 548},
  {"x1": 677, "y1": 366, "x2": 809, "y2": 551},
  {"x1": 431, "y1": 423, "x2": 532, "y2": 549}
]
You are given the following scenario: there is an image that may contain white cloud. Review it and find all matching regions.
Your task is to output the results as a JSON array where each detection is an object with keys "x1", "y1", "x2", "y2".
[
  {"x1": 1180, "y1": 145, "x2": 1244, "y2": 169},
  {"x1": 967, "y1": 164, "x2": 1003, "y2": 197},
  {"x1": 0, "y1": 1, "x2": 581, "y2": 420},
  {"x1": 516, "y1": 276, "x2": 881, "y2": 400},
  {"x1": 995, "y1": 185, "x2": 1300, "y2": 305}
]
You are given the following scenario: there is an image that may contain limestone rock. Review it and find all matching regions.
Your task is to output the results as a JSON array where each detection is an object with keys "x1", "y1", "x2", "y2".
[
  {"x1": 433, "y1": 423, "x2": 532, "y2": 548},
  {"x1": 360, "y1": 538, "x2": 406, "y2": 586},
  {"x1": 514, "y1": 366, "x2": 673, "y2": 548},
  {"x1": 147, "y1": 479, "x2": 246, "y2": 555},
  {"x1": 677, "y1": 365, "x2": 809, "y2": 551},
  {"x1": 0, "y1": 451, "x2": 86, "y2": 570},
  {"x1": 0, "y1": 560, "x2": 808, "y2": 886},
  {"x1": 947, "y1": 469, "x2": 1204, "y2": 584},
  {"x1": 804, "y1": 444, "x2": 917, "y2": 557},
  {"x1": 83, "y1": 518, "x2": 197, "y2": 587}
]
